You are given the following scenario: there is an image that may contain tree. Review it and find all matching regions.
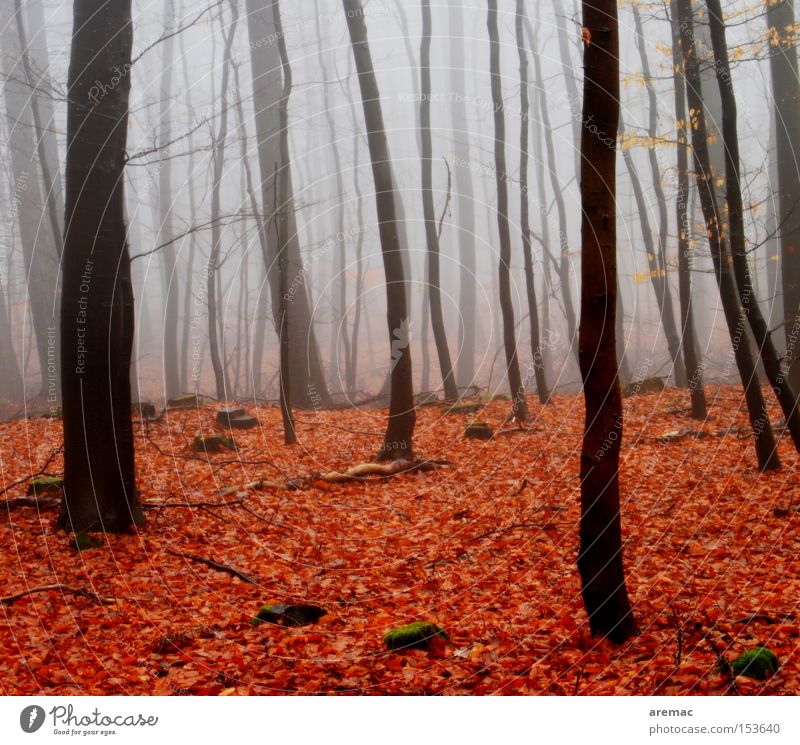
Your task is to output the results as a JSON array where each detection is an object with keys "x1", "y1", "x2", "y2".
[
  {"x1": 577, "y1": 0, "x2": 637, "y2": 643},
  {"x1": 676, "y1": 0, "x2": 780, "y2": 472},
  {"x1": 706, "y1": 0, "x2": 800, "y2": 451},
  {"x1": 343, "y1": 0, "x2": 416, "y2": 460},
  {"x1": 670, "y1": 0, "x2": 707, "y2": 420},
  {"x1": 245, "y1": 0, "x2": 330, "y2": 409},
  {"x1": 59, "y1": 0, "x2": 142, "y2": 532},
  {"x1": 765, "y1": 0, "x2": 800, "y2": 391},
  {"x1": 515, "y1": 0, "x2": 549, "y2": 404},
  {"x1": 420, "y1": 0, "x2": 458, "y2": 402},
  {"x1": 487, "y1": 0, "x2": 529, "y2": 423}
]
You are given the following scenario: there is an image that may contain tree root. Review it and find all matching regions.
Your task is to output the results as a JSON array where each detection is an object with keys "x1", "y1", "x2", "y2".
[
  {"x1": 0, "y1": 583, "x2": 115, "y2": 606},
  {"x1": 165, "y1": 549, "x2": 258, "y2": 584}
]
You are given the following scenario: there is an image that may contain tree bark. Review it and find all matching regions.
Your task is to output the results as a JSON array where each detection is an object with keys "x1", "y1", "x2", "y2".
[
  {"x1": 343, "y1": 0, "x2": 416, "y2": 460},
  {"x1": 516, "y1": 0, "x2": 549, "y2": 404},
  {"x1": 670, "y1": 1, "x2": 708, "y2": 420},
  {"x1": 577, "y1": 0, "x2": 637, "y2": 643},
  {"x1": 677, "y1": 0, "x2": 781, "y2": 471},
  {"x1": 420, "y1": 0, "x2": 458, "y2": 402},
  {"x1": 59, "y1": 0, "x2": 142, "y2": 532},
  {"x1": 765, "y1": 0, "x2": 800, "y2": 391},
  {"x1": 487, "y1": 0, "x2": 529, "y2": 423},
  {"x1": 706, "y1": 0, "x2": 800, "y2": 451}
]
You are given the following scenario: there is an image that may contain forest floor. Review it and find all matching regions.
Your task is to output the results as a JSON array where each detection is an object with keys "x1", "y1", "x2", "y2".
[{"x1": 0, "y1": 385, "x2": 798, "y2": 695}]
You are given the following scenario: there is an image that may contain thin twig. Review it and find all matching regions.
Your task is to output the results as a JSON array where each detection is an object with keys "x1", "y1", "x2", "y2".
[
  {"x1": 0, "y1": 583, "x2": 115, "y2": 606},
  {"x1": 165, "y1": 549, "x2": 258, "y2": 585}
]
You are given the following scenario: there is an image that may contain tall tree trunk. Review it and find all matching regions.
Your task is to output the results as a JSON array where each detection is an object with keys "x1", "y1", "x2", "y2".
[
  {"x1": 58, "y1": 0, "x2": 142, "y2": 532},
  {"x1": 670, "y1": 1, "x2": 708, "y2": 420},
  {"x1": 245, "y1": 0, "x2": 330, "y2": 408},
  {"x1": 677, "y1": 0, "x2": 781, "y2": 472},
  {"x1": 526, "y1": 14, "x2": 579, "y2": 363},
  {"x1": 765, "y1": 0, "x2": 800, "y2": 391},
  {"x1": 272, "y1": 0, "x2": 297, "y2": 444},
  {"x1": 631, "y1": 4, "x2": 687, "y2": 387},
  {"x1": 516, "y1": 0, "x2": 549, "y2": 404},
  {"x1": 448, "y1": 0, "x2": 477, "y2": 390},
  {"x1": 420, "y1": 0, "x2": 458, "y2": 401},
  {"x1": 343, "y1": 0, "x2": 416, "y2": 460},
  {"x1": 157, "y1": 0, "x2": 181, "y2": 401},
  {"x1": 706, "y1": 0, "x2": 800, "y2": 451},
  {"x1": 207, "y1": 2, "x2": 239, "y2": 402},
  {"x1": 577, "y1": 0, "x2": 637, "y2": 643},
  {"x1": 487, "y1": 0, "x2": 529, "y2": 423},
  {"x1": 0, "y1": 275, "x2": 23, "y2": 402}
]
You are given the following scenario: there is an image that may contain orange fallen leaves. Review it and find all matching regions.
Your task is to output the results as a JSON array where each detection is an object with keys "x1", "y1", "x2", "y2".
[{"x1": 0, "y1": 386, "x2": 798, "y2": 695}]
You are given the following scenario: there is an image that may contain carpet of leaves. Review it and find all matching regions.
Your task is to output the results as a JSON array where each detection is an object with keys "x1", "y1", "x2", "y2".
[{"x1": 1, "y1": 386, "x2": 798, "y2": 695}]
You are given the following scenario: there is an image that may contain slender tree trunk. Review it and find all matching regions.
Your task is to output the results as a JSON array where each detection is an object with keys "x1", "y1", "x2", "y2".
[
  {"x1": 670, "y1": 1, "x2": 708, "y2": 420},
  {"x1": 487, "y1": 0, "x2": 529, "y2": 423},
  {"x1": 448, "y1": 0, "x2": 477, "y2": 390},
  {"x1": 245, "y1": 0, "x2": 330, "y2": 408},
  {"x1": 527, "y1": 15, "x2": 579, "y2": 363},
  {"x1": 207, "y1": 2, "x2": 238, "y2": 402},
  {"x1": 343, "y1": 0, "x2": 416, "y2": 460},
  {"x1": 272, "y1": 0, "x2": 296, "y2": 444},
  {"x1": 59, "y1": 0, "x2": 142, "y2": 532},
  {"x1": 0, "y1": 275, "x2": 23, "y2": 402},
  {"x1": 706, "y1": 0, "x2": 800, "y2": 451},
  {"x1": 577, "y1": 0, "x2": 637, "y2": 643},
  {"x1": 516, "y1": 0, "x2": 549, "y2": 404},
  {"x1": 420, "y1": 0, "x2": 458, "y2": 401},
  {"x1": 677, "y1": 0, "x2": 780, "y2": 471},
  {"x1": 157, "y1": 0, "x2": 181, "y2": 401},
  {"x1": 631, "y1": 5, "x2": 687, "y2": 387},
  {"x1": 765, "y1": 0, "x2": 800, "y2": 392}
]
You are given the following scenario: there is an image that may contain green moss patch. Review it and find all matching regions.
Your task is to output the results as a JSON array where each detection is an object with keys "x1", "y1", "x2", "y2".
[
  {"x1": 442, "y1": 402, "x2": 483, "y2": 415},
  {"x1": 27, "y1": 476, "x2": 64, "y2": 496},
  {"x1": 384, "y1": 621, "x2": 449, "y2": 651},
  {"x1": 730, "y1": 647, "x2": 779, "y2": 680},
  {"x1": 191, "y1": 432, "x2": 236, "y2": 453},
  {"x1": 251, "y1": 603, "x2": 327, "y2": 627},
  {"x1": 464, "y1": 422, "x2": 493, "y2": 440}
]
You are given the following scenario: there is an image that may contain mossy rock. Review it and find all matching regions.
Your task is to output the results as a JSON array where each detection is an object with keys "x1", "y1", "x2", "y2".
[
  {"x1": 730, "y1": 646, "x2": 779, "y2": 680},
  {"x1": 191, "y1": 432, "x2": 236, "y2": 453},
  {"x1": 229, "y1": 416, "x2": 258, "y2": 430},
  {"x1": 623, "y1": 377, "x2": 665, "y2": 397},
  {"x1": 72, "y1": 531, "x2": 103, "y2": 551},
  {"x1": 384, "y1": 621, "x2": 449, "y2": 651},
  {"x1": 464, "y1": 422, "x2": 493, "y2": 440},
  {"x1": 27, "y1": 476, "x2": 63, "y2": 496},
  {"x1": 168, "y1": 393, "x2": 205, "y2": 409},
  {"x1": 251, "y1": 603, "x2": 326, "y2": 627},
  {"x1": 215, "y1": 407, "x2": 246, "y2": 426},
  {"x1": 442, "y1": 401, "x2": 483, "y2": 415}
]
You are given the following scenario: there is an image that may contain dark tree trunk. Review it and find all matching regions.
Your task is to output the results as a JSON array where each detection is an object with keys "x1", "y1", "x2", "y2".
[
  {"x1": 487, "y1": 0, "x2": 529, "y2": 423},
  {"x1": 272, "y1": 0, "x2": 297, "y2": 444},
  {"x1": 59, "y1": 0, "x2": 142, "y2": 532},
  {"x1": 577, "y1": 0, "x2": 637, "y2": 643},
  {"x1": 420, "y1": 0, "x2": 458, "y2": 402},
  {"x1": 677, "y1": 0, "x2": 781, "y2": 472},
  {"x1": 670, "y1": 2, "x2": 708, "y2": 420},
  {"x1": 706, "y1": 0, "x2": 800, "y2": 451},
  {"x1": 765, "y1": 0, "x2": 800, "y2": 392},
  {"x1": 631, "y1": 4, "x2": 687, "y2": 387},
  {"x1": 343, "y1": 0, "x2": 416, "y2": 460},
  {"x1": 516, "y1": 0, "x2": 549, "y2": 404}
]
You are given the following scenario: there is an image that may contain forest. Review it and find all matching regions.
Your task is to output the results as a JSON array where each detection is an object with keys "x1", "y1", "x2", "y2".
[{"x1": 0, "y1": 0, "x2": 798, "y2": 698}]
